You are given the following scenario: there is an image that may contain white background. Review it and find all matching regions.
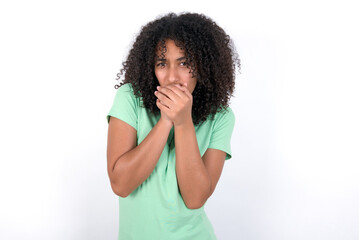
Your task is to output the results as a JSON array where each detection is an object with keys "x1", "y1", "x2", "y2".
[{"x1": 0, "y1": 0, "x2": 358, "y2": 239}]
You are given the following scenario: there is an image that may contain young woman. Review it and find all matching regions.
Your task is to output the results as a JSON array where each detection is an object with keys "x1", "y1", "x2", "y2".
[{"x1": 106, "y1": 12, "x2": 240, "y2": 240}]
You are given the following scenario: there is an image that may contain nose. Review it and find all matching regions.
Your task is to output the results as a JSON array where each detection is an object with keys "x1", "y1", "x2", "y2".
[{"x1": 167, "y1": 66, "x2": 179, "y2": 84}]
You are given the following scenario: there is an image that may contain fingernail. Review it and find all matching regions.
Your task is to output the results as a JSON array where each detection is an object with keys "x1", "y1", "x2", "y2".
[{"x1": 157, "y1": 86, "x2": 160, "y2": 90}]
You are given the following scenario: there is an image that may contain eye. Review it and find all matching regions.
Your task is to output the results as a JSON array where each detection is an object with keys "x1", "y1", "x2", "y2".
[
  {"x1": 179, "y1": 62, "x2": 187, "y2": 66},
  {"x1": 156, "y1": 62, "x2": 166, "y2": 67}
]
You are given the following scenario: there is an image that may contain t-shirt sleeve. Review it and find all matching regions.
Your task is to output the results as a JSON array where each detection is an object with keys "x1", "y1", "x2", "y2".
[
  {"x1": 106, "y1": 84, "x2": 138, "y2": 131},
  {"x1": 208, "y1": 107, "x2": 235, "y2": 160}
]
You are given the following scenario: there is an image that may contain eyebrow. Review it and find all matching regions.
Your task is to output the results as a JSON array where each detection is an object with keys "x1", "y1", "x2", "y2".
[{"x1": 155, "y1": 57, "x2": 186, "y2": 62}]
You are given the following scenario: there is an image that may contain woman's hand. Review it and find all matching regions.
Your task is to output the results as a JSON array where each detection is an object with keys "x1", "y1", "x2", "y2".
[{"x1": 154, "y1": 83, "x2": 193, "y2": 126}]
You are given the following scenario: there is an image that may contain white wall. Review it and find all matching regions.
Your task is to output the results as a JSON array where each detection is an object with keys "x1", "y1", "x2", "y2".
[{"x1": 0, "y1": 0, "x2": 358, "y2": 239}]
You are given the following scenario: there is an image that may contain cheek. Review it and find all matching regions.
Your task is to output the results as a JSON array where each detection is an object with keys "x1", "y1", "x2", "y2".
[
  {"x1": 155, "y1": 70, "x2": 164, "y2": 83},
  {"x1": 190, "y1": 79, "x2": 197, "y2": 94},
  {"x1": 180, "y1": 70, "x2": 193, "y2": 81}
]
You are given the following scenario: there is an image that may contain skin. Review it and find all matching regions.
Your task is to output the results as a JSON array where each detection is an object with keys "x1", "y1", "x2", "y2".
[
  {"x1": 107, "y1": 39, "x2": 226, "y2": 209},
  {"x1": 155, "y1": 39, "x2": 197, "y2": 94},
  {"x1": 154, "y1": 39, "x2": 197, "y2": 126},
  {"x1": 152, "y1": 39, "x2": 226, "y2": 209}
]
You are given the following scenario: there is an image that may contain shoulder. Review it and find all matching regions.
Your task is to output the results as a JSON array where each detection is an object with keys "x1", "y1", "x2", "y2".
[
  {"x1": 115, "y1": 83, "x2": 139, "y2": 102},
  {"x1": 109, "y1": 83, "x2": 141, "y2": 113},
  {"x1": 116, "y1": 83, "x2": 134, "y2": 94},
  {"x1": 197, "y1": 106, "x2": 235, "y2": 131},
  {"x1": 107, "y1": 83, "x2": 140, "y2": 126},
  {"x1": 213, "y1": 106, "x2": 235, "y2": 124}
]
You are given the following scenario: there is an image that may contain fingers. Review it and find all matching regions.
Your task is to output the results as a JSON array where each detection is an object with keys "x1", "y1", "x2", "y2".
[
  {"x1": 159, "y1": 83, "x2": 191, "y2": 100},
  {"x1": 174, "y1": 83, "x2": 192, "y2": 99},
  {"x1": 158, "y1": 85, "x2": 180, "y2": 101},
  {"x1": 154, "y1": 83, "x2": 192, "y2": 111},
  {"x1": 155, "y1": 91, "x2": 170, "y2": 109}
]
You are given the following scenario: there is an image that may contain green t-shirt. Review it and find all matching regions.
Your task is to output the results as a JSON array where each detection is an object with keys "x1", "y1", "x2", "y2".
[{"x1": 106, "y1": 83, "x2": 235, "y2": 240}]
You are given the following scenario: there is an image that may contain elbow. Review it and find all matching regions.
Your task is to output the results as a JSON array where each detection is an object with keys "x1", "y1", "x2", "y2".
[
  {"x1": 186, "y1": 202, "x2": 205, "y2": 210},
  {"x1": 185, "y1": 198, "x2": 207, "y2": 210},
  {"x1": 110, "y1": 181, "x2": 129, "y2": 198},
  {"x1": 184, "y1": 184, "x2": 212, "y2": 209}
]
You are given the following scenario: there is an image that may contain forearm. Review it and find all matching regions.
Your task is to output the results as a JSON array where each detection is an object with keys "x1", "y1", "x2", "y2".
[
  {"x1": 174, "y1": 120, "x2": 211, "y2": 209},
  {"x1": 113, "y1": 118, "x2": 172, "y2": 197}
]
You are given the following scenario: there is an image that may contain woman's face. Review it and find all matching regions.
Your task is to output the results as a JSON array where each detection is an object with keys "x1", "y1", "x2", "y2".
[{"x1": 154, "y1": 39, "x2": 197, "y2": 94}]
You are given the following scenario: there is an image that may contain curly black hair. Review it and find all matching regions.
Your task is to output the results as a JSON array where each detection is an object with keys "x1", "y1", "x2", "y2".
[{"x1": 114, "y1": 12, "x2": 240, "y2": 126}]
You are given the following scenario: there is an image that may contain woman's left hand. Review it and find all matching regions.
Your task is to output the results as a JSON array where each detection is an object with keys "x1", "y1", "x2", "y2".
[{"x1": 155, "y1": 83, "x2": 193, "y2": 126}]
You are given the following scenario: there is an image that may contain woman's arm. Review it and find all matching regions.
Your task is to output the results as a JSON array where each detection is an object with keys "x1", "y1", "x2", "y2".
[
  {"x1": 174, "y1": 120, "x2": 212, "y2": 209},
  {"x1": 107, "y1": 116, "x2": 172, "y2": 197},
  {"x1": 154, "y1": 84, "x2": 212, "y2": 209}
]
